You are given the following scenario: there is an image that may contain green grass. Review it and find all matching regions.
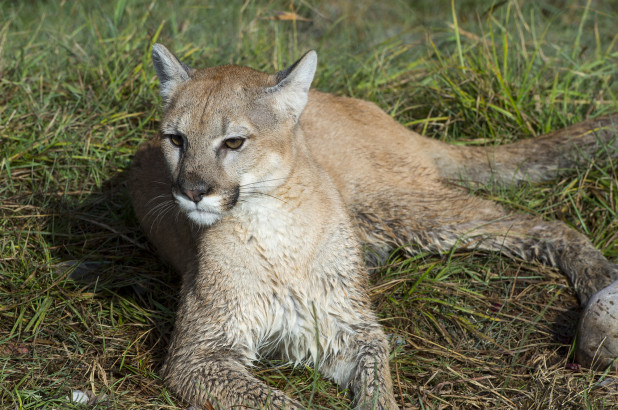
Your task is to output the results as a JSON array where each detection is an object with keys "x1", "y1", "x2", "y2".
[{"x1": 1, "y1": 0, "x2": 618, "y2": 408}]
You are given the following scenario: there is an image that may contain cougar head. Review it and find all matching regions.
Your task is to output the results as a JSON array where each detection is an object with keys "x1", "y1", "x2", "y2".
[{"x1": 151, "y1": 44, "x2": 317, "y2": 226}]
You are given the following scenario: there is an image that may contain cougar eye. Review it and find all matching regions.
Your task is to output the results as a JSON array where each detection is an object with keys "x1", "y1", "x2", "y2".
[
  {"x1": 224, "y1": 137, "x2": 245, "y2": 150},
  {"x1": 166, "y1": 134, "x2": 184, "y2": 148}
]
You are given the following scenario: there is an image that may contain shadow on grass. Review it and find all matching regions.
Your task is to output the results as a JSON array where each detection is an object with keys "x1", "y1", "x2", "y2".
[
  {"x1": 42, "y1": 171, "x2": 180, "y2": 401},
  {"x1": 552, "y1": 305, "x2": 581, "y2": 362}
]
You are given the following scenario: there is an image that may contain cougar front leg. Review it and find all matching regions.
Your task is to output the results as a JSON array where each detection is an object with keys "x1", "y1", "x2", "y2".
[
  {"x1": 322, "y1": 323, "x2": 398, "y2": 409},
  {"x1": 163, "y1": 351, "x2": 302, "y2": 409},
  {"x1": 162, "y1": 292, "x2": 302, "y2": 409},
  {"x1": 129, "y1": 138, "x2": 198, "y2": 274}
]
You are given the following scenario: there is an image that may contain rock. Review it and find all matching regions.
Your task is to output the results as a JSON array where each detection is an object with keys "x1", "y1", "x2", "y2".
[
  {"x1": 576, "y1": 279, "x2": 618, "y2": 369},
  {"x1": 68, "y1": 390, "x2": 89, "y2": 404}
]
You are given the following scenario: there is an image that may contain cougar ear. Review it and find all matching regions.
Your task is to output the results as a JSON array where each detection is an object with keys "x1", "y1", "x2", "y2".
[
  {"x1": 152, "y1": 43, "x2": 191, "y2": 104},
  {"x1": 267, "y1": 50, "x2": 317, "y2": 120}
]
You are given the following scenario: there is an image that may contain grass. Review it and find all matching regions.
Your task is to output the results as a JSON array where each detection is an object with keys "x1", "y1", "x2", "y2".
[{"x1": 1, "y1": 0, "x2": 618, "y2": 408}]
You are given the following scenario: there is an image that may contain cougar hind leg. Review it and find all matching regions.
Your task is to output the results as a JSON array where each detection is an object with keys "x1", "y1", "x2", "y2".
[
  {"x1": 356, "y1": 183, "x2": 618, "y2": 306},
  {"x1": 359, "y1": 185, "x2": 618, "y2": 369},
  {"x1": 320, "y1": 323, "x2": 398, "y2": 409}
]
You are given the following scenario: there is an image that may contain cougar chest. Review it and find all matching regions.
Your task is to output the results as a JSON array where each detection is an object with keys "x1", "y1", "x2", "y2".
[
  {"x1": 226, "y1": 194, "x2": 344, "y2": 363},
  {"x1": 235, "y1": 194, "x2": 319, "y2": 276}
]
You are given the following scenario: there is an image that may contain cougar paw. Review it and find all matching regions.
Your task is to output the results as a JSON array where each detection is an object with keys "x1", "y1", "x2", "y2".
[{"x1": 576, "y1": 279, "x2": 618, "y2": 369}]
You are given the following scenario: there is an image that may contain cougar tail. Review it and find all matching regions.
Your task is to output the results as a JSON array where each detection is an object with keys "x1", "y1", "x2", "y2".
[{"x1": 433, "y1": 114, "x2": 618, "y2": 186}]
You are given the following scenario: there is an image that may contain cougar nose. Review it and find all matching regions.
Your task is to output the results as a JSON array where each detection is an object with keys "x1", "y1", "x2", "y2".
[{"x1": 183, "y1": 187, "x2": 213, "y2": 203}]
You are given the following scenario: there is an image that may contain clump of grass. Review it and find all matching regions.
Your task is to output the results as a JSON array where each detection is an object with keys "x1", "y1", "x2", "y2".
[{"x1": 1, "y1": 0, "x2": 617, "y2": 408}]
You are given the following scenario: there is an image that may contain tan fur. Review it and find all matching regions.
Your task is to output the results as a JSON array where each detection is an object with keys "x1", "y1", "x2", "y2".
[{"x1": 129, "y1": 45, "x2": 618, "y2": 407}]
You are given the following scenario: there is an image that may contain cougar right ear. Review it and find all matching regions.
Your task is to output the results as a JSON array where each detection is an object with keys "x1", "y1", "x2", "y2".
[
  {"x1": 152, "y1": 43, "x2": 191, "y2": 104},
  {"x1": 266, "y1": 50, "x2": 317, "y2": 120}
]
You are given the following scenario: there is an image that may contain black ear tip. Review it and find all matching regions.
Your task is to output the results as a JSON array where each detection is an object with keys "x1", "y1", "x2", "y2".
[{"x1": 300, "y1": 50, "x2": 317, "y2": 62}]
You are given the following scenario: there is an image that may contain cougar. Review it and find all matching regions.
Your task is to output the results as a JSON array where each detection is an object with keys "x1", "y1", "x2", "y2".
[{"x1": 128, "y1": 44, "x2": 618, "y2": 408}]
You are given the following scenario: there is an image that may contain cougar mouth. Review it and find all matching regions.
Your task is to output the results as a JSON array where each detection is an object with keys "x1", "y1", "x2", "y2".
[{"x1": 173, "y1": 186, "x2": 240, "y2": 227}]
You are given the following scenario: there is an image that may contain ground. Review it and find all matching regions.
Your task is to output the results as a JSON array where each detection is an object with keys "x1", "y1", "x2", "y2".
[{"x1": 1, "y1": 0, "x2": 618, "y2": 408}]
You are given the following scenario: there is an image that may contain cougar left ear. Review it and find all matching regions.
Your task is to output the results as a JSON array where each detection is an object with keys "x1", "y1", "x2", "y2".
[
  {"x1": 152, "y1": 43, "x2": 192, "y2": 104},
  {"x1": 267, "y1": 50, "x2": 317, "y2": 119}
]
